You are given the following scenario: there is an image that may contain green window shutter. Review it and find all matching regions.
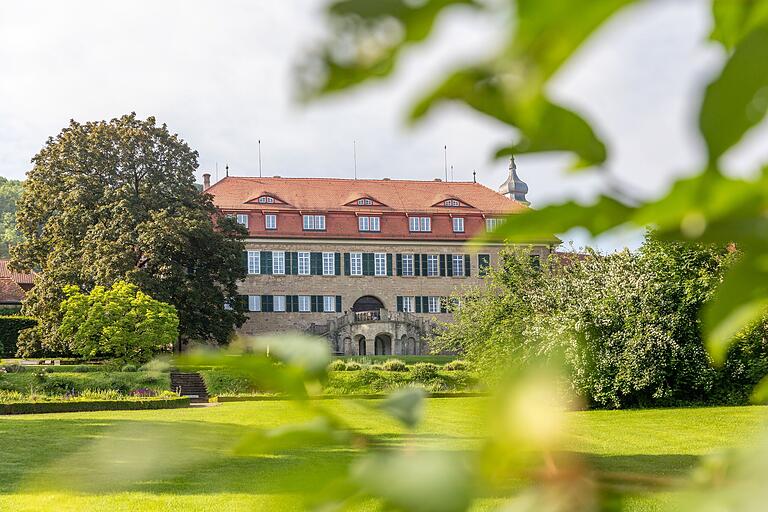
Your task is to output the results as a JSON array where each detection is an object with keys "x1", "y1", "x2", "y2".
[
  {"x1": 261, "y1": 251, "x2": 273, "y2": 275},
  {"x1": 242, "y1": 251, "x2": 248, "y2": 272},
  {"x1": 422, "y1": 296, "x2": 429, "y2": 313},
  {"x1": 386, "y1": 254, "x2": 393, "y2": 276},
  {"x1": 293, "y1": 295, "x2": 301, "y2": 312},
  {"x1": 285, "y1": 295, "x2": 293, "y2": 312},
  {"x1": 396, "y1": 254, "x2": 402, "y2": 276},
  {"x1": 421, "y1": 254, "x2": 428, "y2": 276},
  {"x1": 335, "y1": 253, "x2": 341, "y2": 276},
  {"x1": 415, "y1": 297, "x2": 422, "y2": 313},
  {"x1": 478, "y1": 254, "x2": 490, "y2": 277},
  {"x1": 238, "y1": 295, "x2": 248, "y2": 310},
  {"x1": 262, "y1": 295, "x2": 274, "y2": 312},
  {"x1": 414, "y1": 254, "x2": 421, "y2": 276},
  {"x1": 289, "y1": 252, "x2": 299, "y2": 275},
  {"x1": 311, "y1": 252, "x2": 322, "y2": 275},
  {"x1": 335, "y1": 296, "x2": 342, "y2": 313},
  {"x1": 363, "y1": 253, "x2": 374, "y2": 276},
  {"x1": 311, "y1": 295, "x2": 320, "y2": 313},
  {"x1": 439, "y1": 254, "x2": 446, "y2": 276},
  {"x1": 396, "y1": 296, "x2": 403, "y2": 312},
  {"x1": 446, "y1": 254, "x2": 454, "y2": 277},
  {"x1": 464, "y1": 254, "x2": 471, "y2": 277},
  {"x1": 344, "y1": 253, "x2": 351, "y2": 275}
]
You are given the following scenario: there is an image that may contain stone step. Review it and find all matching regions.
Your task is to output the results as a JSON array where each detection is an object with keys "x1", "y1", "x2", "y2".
[{"x1": 170, "y1": 371, "x2": 209, "y2": 403}]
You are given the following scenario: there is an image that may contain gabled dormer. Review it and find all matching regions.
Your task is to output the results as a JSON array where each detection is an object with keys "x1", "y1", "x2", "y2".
[
  {"x1": 431, "y1": 195, "x2": 474, "y2": 209},
  {"x1": 344, "y1": 195, "x2": 387, "y2": 208},
  {"x1": 246, "y1": 193, "x2": 289, "y2": 206}
]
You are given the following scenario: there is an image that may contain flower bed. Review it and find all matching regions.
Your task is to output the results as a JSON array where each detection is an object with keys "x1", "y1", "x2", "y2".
[{"x1": 0, "y1": 396, "x2": 190, "y2": 415}]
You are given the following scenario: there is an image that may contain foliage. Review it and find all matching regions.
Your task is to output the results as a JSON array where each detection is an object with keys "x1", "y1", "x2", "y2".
[
  {"x1": 10, "y1": 113, "x2": 247, "y2": 356},
  {"x1": 58, "y1": 281, "x2": 178, "y2": 363},
  {"x1": 443, "y1": 360, "x2": 469, "y2": 371},
  {"x1": 0, "y1": 370, "x2": 169, "y2": 396},
  {"x1": 344, "y1": 361, "x2": 362, "y2": 371},
  {"x1": 327, "y1": 359, "x2": 347, "y2": 371},
  {"x1": 381, "y1": 358, "x2": 407, "y2": 372},
  {"x1": 0, "y1": 315, "x2": 36, "y2": 357},
  {"x1": 0, "y1": 396, "x2": 189, "y2": 415},
  {"x1": 0, "y1": 177, "x2": 23, "y2": 258},
  {"x1": 410, "y1": 362, "x2": 440, "y2": 382}
]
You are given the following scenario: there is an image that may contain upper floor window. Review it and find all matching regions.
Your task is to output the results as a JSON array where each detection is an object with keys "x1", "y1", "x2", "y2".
[
  {"x1": 258, "y1": 196, "x2": 275, "y2": 204},
  {"x1": 402, "y1": 254, "x2": 414, "y2": 276},
  {"x1": 298, "y1": 252, "x2": 311, "y2": 275},
  {"x1": 272, "y1": 251, "x2": 285, "y2": 275},
  {"x1": 350, "y1": 252, "x2": 363, "y2": 276},
  {"x1": 374, "y1": 253, "x2": 387, "y2": 276},
  {"x1": 426, "y1": 254, "x2": 439, "y2": 276},
  {"x1": 401, "y1": 296, "x2": 415, "y2": 313},
  {"x1": 247, "y1": 250, "x2": 260, "y2": 275},
  {"x1": 273, "y1": 295, "x2": 286, "y2": 312},
  {"x1": 265, "y1": 214, "x2": 277, "y2": 230},
  {"x1": 322, "y1": 252, "x2": 335, "y2": 275},
  {"x1": 409, "y1": 216, "x2": 431, "y2": 232},
  {"x1": 452, "y1": 217, "x2": 465, "y2": 233},
  {"x1": 486, "y1": 218, "x2": 503, "y2": 231},
  {"x1": 452, "y1": 254, "x2": 465, "y2": 276},
  {"x1": 248, "y1": 295, "x2": 261, "y2": 312},
  {"x1": 323, "y1": 295, "x2": 336, "y2": 312},
  {"x1": 358, "y1": 216, "x2": 380, "y2": 232},
  {"x1": 445, "y1": 199, "x2": 460, "y2": 207},
  {"x1": 303, "y1": 215, "x2": 326, "y2": 231},
  {"x1": 236, "y1": 214, "x2": 249, "y2": 228},
  {"x1": 298, "y1": 295, "x2": 311, "y2": 312},
  {"x1": 428, "y1": 296, "x2": 440, "y2": 314},
  {"x1": 357, "y1": 198, "x2": 373, "y2": 206}
]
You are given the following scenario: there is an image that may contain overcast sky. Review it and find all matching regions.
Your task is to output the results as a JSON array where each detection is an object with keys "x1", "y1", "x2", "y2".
[{"x1": 2, "y1": 0, "x2": 767, "y2": 250}]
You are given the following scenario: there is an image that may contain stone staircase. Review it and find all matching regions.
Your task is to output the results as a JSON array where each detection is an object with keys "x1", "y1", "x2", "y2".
[{"x1": 170, "y1": 371, "x2": 209, "y2": 403}]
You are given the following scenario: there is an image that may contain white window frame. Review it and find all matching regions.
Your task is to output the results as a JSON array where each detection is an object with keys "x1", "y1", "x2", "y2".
[
  {"x1": 350, "y1": 252, "x2": 363, "y2": 276},
  {"x1": 298, "y1": 252, "x2": 310, "y2": 275},
  {"x1": 248, "y1": 295, "x2": 261, "y2": 312},
  {"x1": 236, "y1": 214, "x2": 249, "y2": 227},
  {"x1": 272, "y1": 251, "x2": 285, "y2": 275},
  {"x1": 428, "y1": 296, "x2": 440, "y2": 313},
  {"x1": 322, "y1": 252, "x2": 335, "y2": 275},
  {"x1": 369, "y1": 216, "x2": 380, "y2": 232},
  {"x1": 265, "y1": 214, "x2": 277, "y2": 230},
  {"x1": 427, "y1": 254, "x2": 439, "y2": 276},
  {"x1": 303, "y1": 215, "x2": 326, "y2": 231},
  {"x1": 445, "y1": 199, "x2": 459, "y2": 207},
  {"x1": 298, "y1": 295, "x2": 310, "y2": 312},
  {"x1": 409, "y1": 216, "x2": 420, "y2": 232},
  {"x1": 420, "y1": 217, "x2": 431, "y2": 232},
  {"x1": 486, "y1": 218, "x2": 503, "y2": 231},
  {"x1": 247, "y1": 250, "x2": 260, "y2": 275},
  {"x1": 402, "y1": 254, "x2": 414, "y2": 277},
  {"x1": 452, "y1": 217, "x2": 464, "y2": 233},
  {"x1": 374, "y1": 253, "x2": 387, "y2": 276},
  {"x1": 402, "y1": 296, "x2": 415, "y2": 313},
  {"x1": 323, "y1": 295, "x2": 336, "y2": 313},
  {"x1": 358, "y1": 216, "x2": 369, "y2": 231},
  {"x1": 273, "y1": 295, "x2": 286, "y2": 312},
  {"x1": 452, "y1": 254, "x2": 465, "y2": 276}
]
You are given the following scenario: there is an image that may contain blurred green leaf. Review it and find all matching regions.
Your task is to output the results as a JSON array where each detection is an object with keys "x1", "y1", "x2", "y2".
[
  {"x1": 243, "y1": 333, "x2": 332, "y2": 379},
  {"x1": 711, "y1": 0, "x2": 768, "y2": 49},
  {"x1": 351, "y1": 451, "x2": 474, "y2": 512},
  {"x1": 475, "y1": 195, "x2": 632, "y2": 244},
  {"x1": 700, "y1": 24, "x2": 768, "y2": 164},
  {"x1": 234, "y1": 416, "x2": 351, "y2": 454},
  {"x1": 374, "y1": 387, "x2": 427, "y2": 429}
]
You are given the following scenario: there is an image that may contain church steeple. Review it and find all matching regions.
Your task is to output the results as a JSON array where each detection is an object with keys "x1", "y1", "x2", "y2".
[{"x1": 499, "y1": 155, "x2": 529, "y2": 205}]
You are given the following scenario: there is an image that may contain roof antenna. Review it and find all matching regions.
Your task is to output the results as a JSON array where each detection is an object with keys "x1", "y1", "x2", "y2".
[
  {"x1": 443, "y1": 145, "x2": 448, "y2": 181},
  {"x1": 353, "y1": 140, "x2": 358, "y2": 180},
  {"x1": 258, "y1": 140, "x2": 262, "y2": 178},
  {"x1": 450, "y1": 164, "x2": 454, "y2": 182},
  {"x1": 472, "y1": 170, "x2": 477, "y2": 183},
  {"x1": 225, "y1": 164, "x2": 229, "y2": 177},
  {"x1": 215, "y1": 162, "x2": 219, "y2": 182}
]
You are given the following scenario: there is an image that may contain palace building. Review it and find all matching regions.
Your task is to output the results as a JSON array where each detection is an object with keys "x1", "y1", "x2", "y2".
[{"x1": 205, "y1": 158, "x2": 554, "y2": 356}]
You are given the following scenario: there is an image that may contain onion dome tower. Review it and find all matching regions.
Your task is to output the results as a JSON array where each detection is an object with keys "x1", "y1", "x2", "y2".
[{"x1": 498, "y1": 155, "x2": 529, "y2": 205}]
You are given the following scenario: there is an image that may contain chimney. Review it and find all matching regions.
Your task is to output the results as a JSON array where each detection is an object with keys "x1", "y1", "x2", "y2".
[{"x1": 202, "y1": 173, "x2": 211, "y2": 190}]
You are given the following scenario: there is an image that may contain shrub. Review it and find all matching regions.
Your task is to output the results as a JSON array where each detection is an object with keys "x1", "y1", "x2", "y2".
[
  {"x1": 444, "y1": 360, "x2": 469, "y2": 371},
  {"x1": 0, "y1": 397, "x2": 189, "y2": 415},
  {"x1": 345, "y1": 362, "x2": 362, "y2": 371},
  {"x1": 410, "y1": 363, "x2": 439, "y2": 382},
  {"x1": 328, "y1": 359, "x2": 347, "y2": 372},
  {"x1": 0, "y1": 316, "x2": 37, "y2": 357},
  {"x1": 121, "y1": 363, "x2": 138, "y2": 372},
  {"x1": 382, "y1": 359, "x2": 408, "y2": 372},
  {"x1": 1, "y1": 363, "x2": 25, "y2": 373},
  {"x1": 201, "y1": 369, "x2": 256, "y2": 395}
]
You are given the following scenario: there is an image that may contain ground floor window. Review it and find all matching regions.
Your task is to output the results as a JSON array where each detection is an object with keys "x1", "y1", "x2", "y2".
[
  {"x1": 323, "y1": 295, "x2": 336, "y2": 312},
  {"x1": 298, "y1": 295, "x2": 310, "y2": 312},
  {"x1": 274, "y1": 295, "x2": 286, "y2": 312},
  {"x1": 248, "y1": 295, "x2": 261, "y2": 312}
]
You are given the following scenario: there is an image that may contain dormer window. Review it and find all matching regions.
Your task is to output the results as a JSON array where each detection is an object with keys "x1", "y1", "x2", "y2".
[
  {"x1": 236, "y1": 214, "x2": 249, "y2": 228},
  {"x1": 445, "y1": 199, "x2": 460, "y2": 207},
  {"x1": 357, "y1": 198, "x2": 373, "y2": 206},
  {"x1": 258, "y1": 196, "x2": 275, "y2": 204}
]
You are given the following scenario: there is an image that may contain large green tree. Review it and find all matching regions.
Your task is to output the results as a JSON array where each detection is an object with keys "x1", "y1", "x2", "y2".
[
  {"x1": 0, "y1": 177, "x2": 23, "y2": 258},
  {"x1": 11, "y1": 113, "x2": 246, "y2": 356}
]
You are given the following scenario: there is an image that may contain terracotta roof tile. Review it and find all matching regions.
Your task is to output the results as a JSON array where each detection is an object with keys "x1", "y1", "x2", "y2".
[{"x1": 0, "y1": 260, "x2": 35, "y2": 285}]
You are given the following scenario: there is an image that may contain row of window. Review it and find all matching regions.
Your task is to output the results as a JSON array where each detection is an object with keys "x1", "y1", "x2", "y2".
[
  {"x1": 244, "y1": 251, "x2": 489, "y2": 277},
  {"x1": 397, "y1": 296, "x2": 447, "y2": 314},
  {"x1": 233, "y1": 213, "x2": 499, "y2": 233},
  {"x1": 241, "y1": 294, "x2": 342, "y2": 313}
]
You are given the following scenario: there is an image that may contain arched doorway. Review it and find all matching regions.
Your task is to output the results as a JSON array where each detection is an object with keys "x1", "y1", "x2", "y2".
[
  {"x1": 374, "y1": 333, "x2": 392, "y2": 355},
  {"x1": 357, "y1": 336, "x2": 366, "y2": 355},
  {"x1": 352, "y1": 295, "x2": 385, "y2": 312}
]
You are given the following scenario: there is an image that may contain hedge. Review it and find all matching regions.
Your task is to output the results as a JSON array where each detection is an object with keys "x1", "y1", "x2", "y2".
[
  {"x1": 213, "y1": 392, "x2": 489, "y2": 402},
  {"x1": 0, "y1": 316, "x2": 37, "y2": 357},
  {"x1": 0, "y1": 396, "x2": 190, "y2": 415}
]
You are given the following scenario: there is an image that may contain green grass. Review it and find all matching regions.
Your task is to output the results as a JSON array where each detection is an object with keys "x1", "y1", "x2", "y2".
[{"x1": 0, "y1": 399, "x2": 765, "y2": 511}]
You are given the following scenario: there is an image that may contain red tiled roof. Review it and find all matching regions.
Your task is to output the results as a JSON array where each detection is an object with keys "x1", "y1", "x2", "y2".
[
  {"x1": 0, "y1": 260, "x2": 35, "y2": 285},
  {"x1": 206, "y1": 177, "x2": 526, "y2": 215}
]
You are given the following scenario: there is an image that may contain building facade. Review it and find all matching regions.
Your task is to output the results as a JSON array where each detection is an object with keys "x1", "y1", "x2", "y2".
[{"x1": 206, "y1": 159, "x2": 553, "y2": 355}]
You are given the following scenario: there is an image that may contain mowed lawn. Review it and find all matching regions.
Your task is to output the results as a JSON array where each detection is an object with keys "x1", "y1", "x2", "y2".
[{"x1": 0, "y1": 399, "x2": 765, "y2": 511}]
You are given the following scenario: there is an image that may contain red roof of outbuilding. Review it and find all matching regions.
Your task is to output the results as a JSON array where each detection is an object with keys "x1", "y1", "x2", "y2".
[{"x1": 206, "y1": 176, "x2": 526, "y2": 214}]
